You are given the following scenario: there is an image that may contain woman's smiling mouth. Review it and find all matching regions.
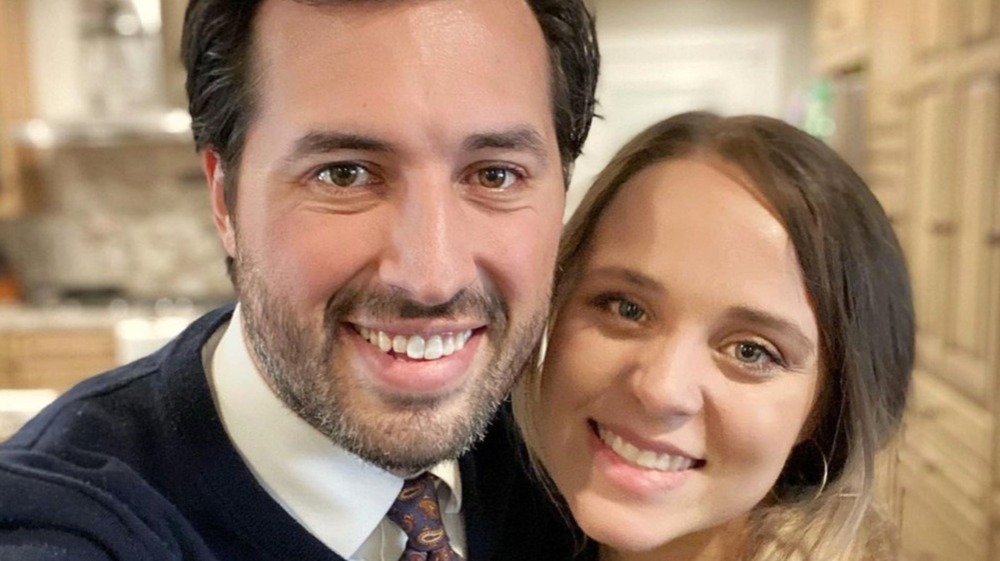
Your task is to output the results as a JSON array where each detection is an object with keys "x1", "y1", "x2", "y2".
[{"x1": 591, "y1": 420, "x2": 705, "y2": 472}]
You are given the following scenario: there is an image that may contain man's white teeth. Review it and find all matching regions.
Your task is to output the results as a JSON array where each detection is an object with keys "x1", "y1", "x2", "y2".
[
  {"x1": 598, "y1": 425, "x2": 696, "y2": 472},
  {"x1": 357, "y1": 327, "x2": 472, "y2": 360}
]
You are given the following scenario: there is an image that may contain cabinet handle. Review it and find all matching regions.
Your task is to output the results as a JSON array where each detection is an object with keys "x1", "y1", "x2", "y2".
[
  {"x1": 930, "y1": 221, "x2": 955, "y2": 235},
  {"x1": 917, "y1": 406, "x2": 940, "y2": 420},
  {"x1": 830, "y1": 12, "x2": 844, "y2": 30},
  {"x1": 988, "y1": 231, "x2": 1000, "y2": 246}
]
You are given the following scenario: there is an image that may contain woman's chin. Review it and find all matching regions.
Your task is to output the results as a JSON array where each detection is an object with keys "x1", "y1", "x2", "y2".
[{"x1": 575, "y1": 511, "x2": 676, "y2": 555}]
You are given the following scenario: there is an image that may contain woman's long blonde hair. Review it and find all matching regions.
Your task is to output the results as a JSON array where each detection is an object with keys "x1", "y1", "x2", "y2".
[{"x1": 513, "y1": 112, "x2": 914, "y2": 560}]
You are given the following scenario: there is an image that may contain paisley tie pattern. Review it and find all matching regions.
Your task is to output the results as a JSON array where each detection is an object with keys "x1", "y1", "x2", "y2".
[{"x1": 387, "y1": 473, "x2": 464, "y2": 561}]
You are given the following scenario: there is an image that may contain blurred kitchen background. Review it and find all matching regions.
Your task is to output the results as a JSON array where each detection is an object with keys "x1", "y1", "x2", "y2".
[{"x1": 0, "y1": 0, "x2": 997, "y2": 559}]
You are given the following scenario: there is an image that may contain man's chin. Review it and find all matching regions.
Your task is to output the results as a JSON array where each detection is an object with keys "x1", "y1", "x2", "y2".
[{"x1": 326, "y1": 394, "x2": 495, "y2": 472}]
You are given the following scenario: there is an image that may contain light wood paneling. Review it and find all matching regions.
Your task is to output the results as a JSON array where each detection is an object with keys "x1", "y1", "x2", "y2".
[{"x1": 909, "y1": 91, "x2": 957, "y2": 386}]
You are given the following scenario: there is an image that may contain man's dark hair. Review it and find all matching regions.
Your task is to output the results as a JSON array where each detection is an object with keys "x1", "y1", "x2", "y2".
[{"x1": 182, "y1": 0, "x2": 600, "y2": 213}]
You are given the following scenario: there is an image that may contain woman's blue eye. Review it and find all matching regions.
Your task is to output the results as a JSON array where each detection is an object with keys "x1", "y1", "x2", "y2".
[
  {"x1": 589, "y1": 293, "x2": 648, "y2": 324},
  {"x1": 727, "y1": 341, "x2": 783, "y2": 369},
  {"x1": 317, "y1": 164, "x2": 373, "y2": 187},
  {"x1": 616, "y1": 299, "x2": 645, "y2": 321},
  {"x1": 734, "y1": 342, "x2": 767, "y2": 363}
]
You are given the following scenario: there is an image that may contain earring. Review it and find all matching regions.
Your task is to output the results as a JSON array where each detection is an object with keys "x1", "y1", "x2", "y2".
[{"x1": 804, "y1": 439, "x2": 829, "y2": 501}]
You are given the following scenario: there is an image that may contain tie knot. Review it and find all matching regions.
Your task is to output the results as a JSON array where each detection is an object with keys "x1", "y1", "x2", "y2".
[{"x1": 387, "y1": 473, "x2": 462, "y2": 560}]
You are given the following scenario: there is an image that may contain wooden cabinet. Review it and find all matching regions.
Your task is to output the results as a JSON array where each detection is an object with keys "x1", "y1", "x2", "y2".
[
  {"x1": 0, "y1": 0, "x2": 35, "y2": 217},
  {"x1": 814, "y1": 0, "x2": 1000, "y2": 557},
  {"x1": 947, "y1": 78, "x2": 1000, "y2": 402},
  {"x1": 0, "y1": 328, "x2": 117, "y2": 391}
]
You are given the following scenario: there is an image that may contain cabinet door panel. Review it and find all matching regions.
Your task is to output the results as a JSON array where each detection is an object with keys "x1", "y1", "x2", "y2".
[
  {"x1": 909, "y1": 91, "x2": 954, "y2": 369},
  {"x1": 939, "y1": 78, "x2": 1000, "y2": 401}
]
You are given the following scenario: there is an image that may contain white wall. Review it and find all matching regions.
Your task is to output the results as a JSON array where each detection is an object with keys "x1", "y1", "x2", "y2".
[
  {"x1": 27, "y1": 0, "x2": 165, "y2": 119},
  {"x1": 27, "y1": 0, "x2": 83, "y2": 119},
  {"x1": 567, "y1": 0, "x2": 815, "y2": 214},
  {"x1": 592, "y1": 0, "x2": 813, "y2": 102}
]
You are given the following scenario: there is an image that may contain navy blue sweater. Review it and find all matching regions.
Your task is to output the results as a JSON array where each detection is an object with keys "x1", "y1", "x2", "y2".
[{"x1": 0, "y1": 307, "x2": 585, "y2": 561}]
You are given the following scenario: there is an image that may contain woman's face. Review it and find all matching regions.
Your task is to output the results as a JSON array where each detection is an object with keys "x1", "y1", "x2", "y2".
[{"x1": 537, "y1": 157, "x2": 822, "y2": 556}]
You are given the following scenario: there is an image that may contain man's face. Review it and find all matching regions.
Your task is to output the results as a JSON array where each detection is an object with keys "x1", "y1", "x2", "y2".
[{"x1": 207, "y1": 0, "x2": 565, "y2": 473}]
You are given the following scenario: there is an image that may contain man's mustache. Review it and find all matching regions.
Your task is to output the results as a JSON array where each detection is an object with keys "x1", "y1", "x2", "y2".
[{"x1": 325, "y1": 286, "x2": 509, "y2": 325}]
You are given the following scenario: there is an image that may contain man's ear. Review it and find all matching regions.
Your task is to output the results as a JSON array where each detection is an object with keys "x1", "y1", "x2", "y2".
[{"x1": 203, "y1": 149, "x2": 237, "y2": 258}]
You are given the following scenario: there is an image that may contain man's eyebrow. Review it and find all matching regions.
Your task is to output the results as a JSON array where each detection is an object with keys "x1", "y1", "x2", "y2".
[
  {"x1": 462, "y1": 126, "x2": 549, "y2": 163},
  {"x1": 725, "y1": 306, "x2": 816, "y2": 356},
  {"x1": 284, "y1": 131, "x2": 397, "y2": 163}
]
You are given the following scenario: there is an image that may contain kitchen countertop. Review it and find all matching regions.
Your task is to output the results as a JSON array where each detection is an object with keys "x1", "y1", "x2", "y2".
[{"x1": 0, "y1": 301, "x2": 221, "y2": 331}]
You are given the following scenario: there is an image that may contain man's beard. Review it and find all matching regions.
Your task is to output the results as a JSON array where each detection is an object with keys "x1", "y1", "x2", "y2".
[{"x1": 234, "y1": 249, "x2": 547, "y2": 473}]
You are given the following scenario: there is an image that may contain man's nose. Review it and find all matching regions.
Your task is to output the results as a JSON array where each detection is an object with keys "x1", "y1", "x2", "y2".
[{"x1": 378, "y1": 182, "x2": 479, "y2": 306}]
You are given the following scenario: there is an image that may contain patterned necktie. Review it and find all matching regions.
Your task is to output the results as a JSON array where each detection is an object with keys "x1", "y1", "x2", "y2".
[{"x1": 387, "y1": 473, "x2": 464, "y2": 561}]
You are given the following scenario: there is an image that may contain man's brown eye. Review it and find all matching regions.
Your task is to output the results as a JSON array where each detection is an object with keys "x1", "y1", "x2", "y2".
[
  {"x1": 477, "y1": 167, "x2": 517, "y2": 189},
  {"x1": 318, "y1": 164, "x2": 371, "y2": 187}
]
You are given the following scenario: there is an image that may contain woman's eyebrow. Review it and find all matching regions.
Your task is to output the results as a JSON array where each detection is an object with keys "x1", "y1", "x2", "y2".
[
  {"x1": 585, "y1": 266, "x2": 665, "y2": 293},
  {"x1": 725, "y1": 306, "x2": 816, "y2": 356}
]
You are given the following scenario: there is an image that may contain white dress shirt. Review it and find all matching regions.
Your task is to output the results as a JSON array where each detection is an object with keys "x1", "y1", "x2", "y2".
[{"x1": 206, "y1": 305, "x2": 466, "y2": 561}]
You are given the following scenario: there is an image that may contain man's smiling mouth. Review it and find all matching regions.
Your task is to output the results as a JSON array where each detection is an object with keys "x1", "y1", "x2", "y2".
[{"x1": 355, "y1": 326, "x2": 474, "y2": 361}]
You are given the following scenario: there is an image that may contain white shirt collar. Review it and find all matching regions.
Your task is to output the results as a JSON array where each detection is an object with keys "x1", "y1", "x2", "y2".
[{"x1": 209, "y1": 304, "x2": 463, "y2": 558}]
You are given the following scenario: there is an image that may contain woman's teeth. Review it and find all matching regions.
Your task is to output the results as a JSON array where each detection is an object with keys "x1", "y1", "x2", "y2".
[
  {"x1": 356, "y1": 327, "x2": 473, "y2": 360},
  {"x1": 598, "y1": 425, "x2": 697, "y2": 472}
]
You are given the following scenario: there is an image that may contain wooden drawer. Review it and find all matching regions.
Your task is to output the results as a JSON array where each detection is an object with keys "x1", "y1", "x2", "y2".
[
  {"x1": 903, "y1": 370, "x2": 992, "y2": 497},
  {"x1": 13, "y1": 330, "x2": 116, "y2": 359},
  {"x1": 3, "y1": 329, "x2": 116, "y2": 390},
  {"x1": 897, "y1": 370, "x2": 992, "y2": 561},
  {"x1": 899, "y1": 458, "x2": 989, "y2": 561}
]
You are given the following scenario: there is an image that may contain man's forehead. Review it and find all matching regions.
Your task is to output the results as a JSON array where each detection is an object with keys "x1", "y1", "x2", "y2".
[
  {"x1": 239, "y1": 0, "x2": 560, "y2": 176},
  {"x1": 250, "y1": 0, "x2": 548, "y2": 82},
  {"x1": 248, "y1": 0, "x2": 554, "y2": 130}
]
